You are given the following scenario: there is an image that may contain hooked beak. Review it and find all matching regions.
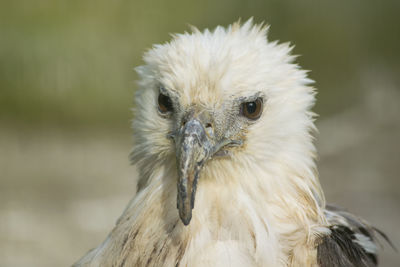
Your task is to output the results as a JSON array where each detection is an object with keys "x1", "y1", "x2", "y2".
[{"x1": 174, "y1": 118, "x2": 214, "y2": 226}]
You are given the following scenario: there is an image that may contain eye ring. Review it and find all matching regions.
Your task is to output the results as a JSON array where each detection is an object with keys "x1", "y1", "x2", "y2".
[
  {"x1": 241, "y1": 98, "x2": 263, "y2": 120},
  {"x1": 158, "y1": 92, "x2": 174, "y2": 114}
]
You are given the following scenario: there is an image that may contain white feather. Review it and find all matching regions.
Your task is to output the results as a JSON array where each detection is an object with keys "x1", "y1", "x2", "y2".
[{"x1": 74, "y1": 19, "x2": 330, "y2": 267}]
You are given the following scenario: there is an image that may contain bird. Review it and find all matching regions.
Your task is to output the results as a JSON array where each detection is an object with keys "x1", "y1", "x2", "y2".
[{"x1": 73, "y1": 19, "x2": 389, "y2": 267}]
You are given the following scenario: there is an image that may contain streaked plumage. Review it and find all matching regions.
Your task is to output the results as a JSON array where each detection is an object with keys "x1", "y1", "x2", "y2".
[{"x1": 73, "y1": 19, "x2": 388, "y2": 267}]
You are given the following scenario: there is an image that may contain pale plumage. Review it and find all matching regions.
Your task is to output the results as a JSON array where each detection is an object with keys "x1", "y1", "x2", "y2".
[{"x1": 73, "y1": 19, "x2": 385, "y2": 267}]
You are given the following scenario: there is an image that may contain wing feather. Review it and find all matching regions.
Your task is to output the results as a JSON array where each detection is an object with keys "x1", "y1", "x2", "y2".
[{"x1": 317, "y1": 204, "x2": 383, "y2": 267}]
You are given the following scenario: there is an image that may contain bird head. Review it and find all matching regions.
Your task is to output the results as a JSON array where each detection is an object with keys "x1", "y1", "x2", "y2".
[{"x1": 132, "y1": 19, "x2": 318, "y2": 226}]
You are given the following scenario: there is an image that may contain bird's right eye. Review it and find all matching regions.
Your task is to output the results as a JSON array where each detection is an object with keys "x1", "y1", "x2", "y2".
[{"x1": 158, "y1": 93, "x2": 174, "y2": 114}]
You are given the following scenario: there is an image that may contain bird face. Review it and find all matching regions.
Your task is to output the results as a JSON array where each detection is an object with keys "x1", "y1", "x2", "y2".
[
  {"x1": 157, "y1": 85, "x2": 265, "y2": 225},
  {"x1": 132, "y1": 21, "x2": 316, "y2": 226}
]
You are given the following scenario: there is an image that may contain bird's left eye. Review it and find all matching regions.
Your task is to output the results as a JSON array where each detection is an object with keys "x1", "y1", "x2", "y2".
[
  {"x1": 158, "y1": 93, "x2": 174, "y2": 114},
  {"x1": 241, "y1": 98, "x2": 263, "y2": 120}
]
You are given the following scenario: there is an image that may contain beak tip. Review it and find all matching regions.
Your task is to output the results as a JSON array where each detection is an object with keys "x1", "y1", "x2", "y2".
[
  {"x1": 179, "y1": 212, "x2": 192, "y2": 226},
  {"x1": 181, "y1": 218, "x2": 191, "y2": 226}
]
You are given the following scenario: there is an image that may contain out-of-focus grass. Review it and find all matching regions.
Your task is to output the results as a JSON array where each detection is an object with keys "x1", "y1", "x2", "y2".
[{"x1": 1, "y1": 0, "x2": 399, "y2": 128}]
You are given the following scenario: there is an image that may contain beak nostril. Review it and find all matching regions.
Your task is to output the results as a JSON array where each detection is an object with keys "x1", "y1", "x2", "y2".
[{"x1": 205, "y1": 122, "x2": 214, "y2": 137}]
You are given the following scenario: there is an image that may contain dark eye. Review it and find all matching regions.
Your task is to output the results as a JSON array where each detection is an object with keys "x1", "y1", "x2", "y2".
[
  {"x1": 158, "y1": 93, "x2": 174, "y2": 113},
  {"x1": 241, "y1": 98, "x2": 263, "y2": 120}
]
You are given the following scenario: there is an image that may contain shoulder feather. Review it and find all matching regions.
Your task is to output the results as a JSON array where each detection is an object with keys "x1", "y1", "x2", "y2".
[{"x1": 317, "y1": 204, "x2": 385, "y2": 267}]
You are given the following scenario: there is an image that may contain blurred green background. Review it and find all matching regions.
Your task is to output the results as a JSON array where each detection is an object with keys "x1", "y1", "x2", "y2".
[
  {"x1": 2, "y1": 0, "x2": 399, "y2": 128},
  {"x1": 1, "y1": 0, "x2": 399, "y2": 266}
]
